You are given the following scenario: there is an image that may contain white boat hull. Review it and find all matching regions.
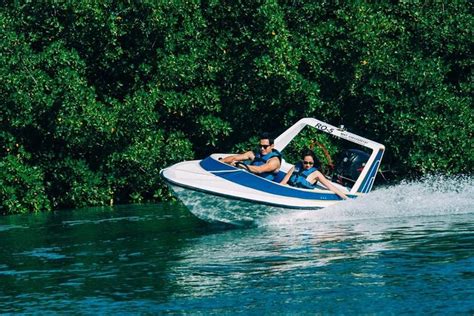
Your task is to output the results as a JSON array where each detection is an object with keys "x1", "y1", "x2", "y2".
[
  {"x1": 161, "y1": 157, "x2": 343, "y2": 225},
  {"x1": 167, "y1": 183, "x2": 322, "y2": 226}
]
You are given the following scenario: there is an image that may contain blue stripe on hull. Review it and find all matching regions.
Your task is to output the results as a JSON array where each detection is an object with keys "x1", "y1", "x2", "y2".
[
  {"x1": 358, "y1": 149, "x2": 384, "y2": 193},
  {"x1": 199, "y1": 157, "x2": 344, "y2": 201}
]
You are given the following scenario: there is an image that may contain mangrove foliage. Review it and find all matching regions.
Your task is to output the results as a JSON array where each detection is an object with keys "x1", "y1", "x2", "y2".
[{"x1": 1, "y1": 1, "x2": 472, "y2": 214}]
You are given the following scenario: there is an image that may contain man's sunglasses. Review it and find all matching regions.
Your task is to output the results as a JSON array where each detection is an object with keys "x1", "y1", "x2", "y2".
[
  {"x1": 303, "y1": 161, "x2": 314, "y2": 165},
  {"x1": 259, "y1": 144, "x2": 271, "y2": 149}
]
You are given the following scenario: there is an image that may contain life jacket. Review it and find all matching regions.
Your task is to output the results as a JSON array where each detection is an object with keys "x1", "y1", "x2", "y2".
[
  {"x1": 289, "y1": 162, "x2": 318, "y2": 189},
  {"x1": 251, "y1": 149, "x2": 282, "y2": 181}
]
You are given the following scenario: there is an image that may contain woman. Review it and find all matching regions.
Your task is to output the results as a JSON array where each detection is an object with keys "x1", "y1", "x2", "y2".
[{"x1": 280, "y1": 149, "x2": 348, "y2": 200}]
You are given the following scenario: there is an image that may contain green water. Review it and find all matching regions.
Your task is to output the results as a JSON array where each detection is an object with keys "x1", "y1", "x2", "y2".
[
  {"x1": 0, "y1": 203, "x2": 206, "y2": 312},
  {"x1": 1, "y1": 177, "x2": 474, "y2": 314}
]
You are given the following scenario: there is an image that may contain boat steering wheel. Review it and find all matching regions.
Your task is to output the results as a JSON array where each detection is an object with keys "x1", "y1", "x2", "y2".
[{"x1": 235, "y1": 161, "x2": 251, "y2": 172}]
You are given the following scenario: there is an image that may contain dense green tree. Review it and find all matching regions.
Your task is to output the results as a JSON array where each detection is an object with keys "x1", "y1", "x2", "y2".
[{"x1": 1, "y1": 1, "x2": 472, "y2": 214}]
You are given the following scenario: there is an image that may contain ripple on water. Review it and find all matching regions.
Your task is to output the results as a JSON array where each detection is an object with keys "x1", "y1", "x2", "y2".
[
  {"x1": 18, "y1": 247, "x2": 69, "y2": 260},
  {"x1": 0, "y1": 224, "x2": 27, "y2": 232},
  {"x1": 0, "y1": 176, "x2": 473, "y2": 314}
]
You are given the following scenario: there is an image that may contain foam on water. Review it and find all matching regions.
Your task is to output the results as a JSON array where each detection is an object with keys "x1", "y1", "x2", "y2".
[{"x1": 262, "y1": 175, "x2": 474, "y2": 226}]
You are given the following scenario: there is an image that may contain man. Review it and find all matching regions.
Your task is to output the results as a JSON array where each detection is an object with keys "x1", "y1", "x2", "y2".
[{"x1": 221, "y1": 133, "x2": 281, "y2": 181}]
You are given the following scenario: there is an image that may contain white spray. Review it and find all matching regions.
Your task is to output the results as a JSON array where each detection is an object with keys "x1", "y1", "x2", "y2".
[{"x1": 263, "y1": 175, "x2": 474, "y2": 226}]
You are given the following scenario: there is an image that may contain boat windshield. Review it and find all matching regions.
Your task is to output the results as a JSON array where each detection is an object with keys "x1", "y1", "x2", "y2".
[{"x1": 279, "y1": 124, "x2": 374, "y2": 190}]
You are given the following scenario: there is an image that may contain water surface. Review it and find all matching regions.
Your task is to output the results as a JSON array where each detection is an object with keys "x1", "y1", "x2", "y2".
[{"x1": 1, "y1": 176, "x2": 473, "y2": 314}]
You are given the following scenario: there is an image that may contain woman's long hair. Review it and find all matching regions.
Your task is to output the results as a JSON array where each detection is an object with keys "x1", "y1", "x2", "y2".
[{"x1": 301, "y1": 149, "x2": 321, "y2": 168}]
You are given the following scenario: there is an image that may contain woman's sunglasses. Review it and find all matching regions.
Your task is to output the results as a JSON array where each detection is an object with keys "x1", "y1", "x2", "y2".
[{"x1": 303, "y1": 161, "x2": 314, "y2": 165}]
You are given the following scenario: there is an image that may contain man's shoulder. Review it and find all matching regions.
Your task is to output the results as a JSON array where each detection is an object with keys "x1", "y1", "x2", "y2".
[
  {"x1": 268, "y1": 155, "x2": 281, "y2": 166},
  {"x1": 269, "y1": 150, "x2": 282, "y2": 162}
]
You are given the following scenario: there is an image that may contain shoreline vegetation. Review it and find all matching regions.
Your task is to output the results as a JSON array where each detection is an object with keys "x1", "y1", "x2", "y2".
[{"x1": 1, "y1": 2, "x2": 472, "y2": 215}]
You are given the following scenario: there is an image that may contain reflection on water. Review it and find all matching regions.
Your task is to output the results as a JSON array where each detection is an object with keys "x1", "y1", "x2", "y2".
[
  {"x1": 166, "y1": 212, "x2": 474, "y2": 314},
  {"x1": 164, "y1": 215, "x2": 474, "y2": 313},
  {"x1": 0, "y1": 176, "x2": 473, "y2": 314}
]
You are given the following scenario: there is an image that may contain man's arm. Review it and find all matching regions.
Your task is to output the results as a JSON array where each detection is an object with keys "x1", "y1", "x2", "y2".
[
  {"x1": 221, "y1": 151, "x2": 255, "y2": 165},
  {"x1": 247, "y1": 157, "x2": 280, "y2": 174}
]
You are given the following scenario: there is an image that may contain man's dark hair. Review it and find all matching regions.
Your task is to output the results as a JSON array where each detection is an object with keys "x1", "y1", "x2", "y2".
[{"x1": 260, "y1": 132, "x2": 274, "y2": 145}]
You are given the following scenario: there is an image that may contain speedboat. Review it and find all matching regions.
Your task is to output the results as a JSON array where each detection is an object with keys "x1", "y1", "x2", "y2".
[{"x1": 160, "y1": 118, "x2": 385, "y2": 225}]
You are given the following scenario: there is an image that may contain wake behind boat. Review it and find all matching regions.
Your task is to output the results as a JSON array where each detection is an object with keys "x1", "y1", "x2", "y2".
[{"x1": 160, "y1": 118, "x2": 385, "y2": 225}]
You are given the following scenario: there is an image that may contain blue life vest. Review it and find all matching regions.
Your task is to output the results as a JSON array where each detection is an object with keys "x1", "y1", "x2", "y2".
[
  {"x1": 288, "y1": 162, "x2": 318, "y2": 189},
  {"x1": 251, "y1": 149, "x2": 282, "y2": 181}
]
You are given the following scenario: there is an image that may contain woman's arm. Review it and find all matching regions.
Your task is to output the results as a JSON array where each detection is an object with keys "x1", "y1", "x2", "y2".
[
  {"x1": 308, "y1": 170, "x2": 348, "y2": 200},
  {"x1": 279, "y1": 166, "x2": 295, "y2": 185}
]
